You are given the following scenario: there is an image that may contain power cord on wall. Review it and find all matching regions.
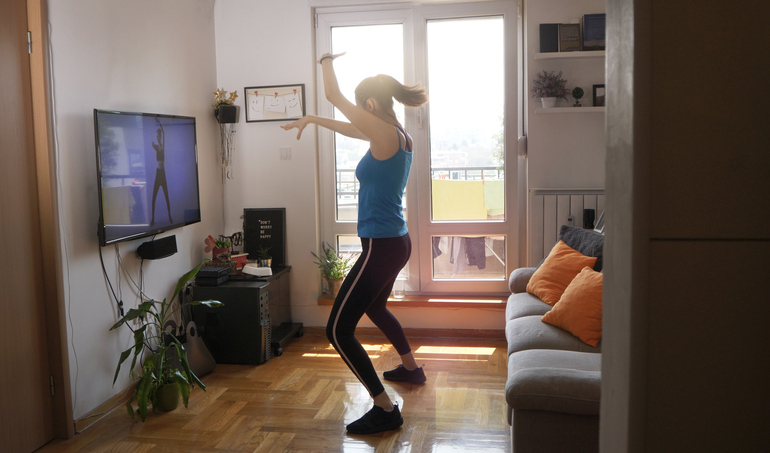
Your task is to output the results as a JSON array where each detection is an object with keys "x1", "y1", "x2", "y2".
[{"x1": 45, "y1": 19, "x2": 84, "y2": 419}]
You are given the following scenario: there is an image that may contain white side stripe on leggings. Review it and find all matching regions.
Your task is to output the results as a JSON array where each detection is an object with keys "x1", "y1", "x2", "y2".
[{"x1": 331, "y1": 237, "x2": 373, "y2": 395}]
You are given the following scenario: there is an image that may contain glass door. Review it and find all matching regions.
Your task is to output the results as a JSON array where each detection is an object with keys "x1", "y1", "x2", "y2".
[{"x1": 316, "y1": 2, "x2": 519, "y2": 296}]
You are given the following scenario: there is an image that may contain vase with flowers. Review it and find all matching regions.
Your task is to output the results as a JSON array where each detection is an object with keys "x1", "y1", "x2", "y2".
[{"x1": 531, "y1": 70, "x2": 570, "y2": 108}]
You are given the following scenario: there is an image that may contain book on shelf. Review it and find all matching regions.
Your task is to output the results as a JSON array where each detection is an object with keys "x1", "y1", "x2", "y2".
[
  {"x1": 558, "y1": 23, "x2": 581, "y2": 52},
  {"x1": 582, "y1": 14, "x2": 606, "y2": 51},
  {"x1": 539, "y1": 23, "x2": 560, "y2": 53}
]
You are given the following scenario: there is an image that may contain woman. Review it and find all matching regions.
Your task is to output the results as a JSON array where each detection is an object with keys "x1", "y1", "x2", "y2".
[
  {"x1": 282, "y1": 52, "x2": 428, "y2": 434},
  {"x1": 150, "y1": 118, "x2": 172, "y2": 227}
]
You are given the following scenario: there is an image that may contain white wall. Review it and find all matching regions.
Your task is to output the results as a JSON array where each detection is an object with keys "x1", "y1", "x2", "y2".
[
  {"x1": 525, "y1": 0, "x2": 606, "y2": 189},
  {"x1": 213, "y1": 0, "x2": 322, "y2": 327},
  {"x1": 48, "y1": 0, "x2": 220, "y2": 419}
]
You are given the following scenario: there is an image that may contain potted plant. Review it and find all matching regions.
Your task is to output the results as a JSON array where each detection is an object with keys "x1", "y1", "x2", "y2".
[
  {"x1": 213, "y1": 236, "x2": 231, "y2": 262},
  {"x1": 531, "y1": 70, "x2": 570, "y2": 108},
  {"x1": 311, "y1": 242, "x2": 353, "y2": 297},
  {"x1": 110, "y1": 262, "x2": 223, "y2": 422},
  {"x1": 257, "y1": 244, "x2": 272, "y2": 267},
  {"x1": 572, "y1": 87, "x2": 584, "y2": 107}
]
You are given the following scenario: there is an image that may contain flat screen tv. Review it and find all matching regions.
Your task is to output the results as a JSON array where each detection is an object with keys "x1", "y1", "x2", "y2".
[{"x1": 94, "y1": 109, "x2": 201, "y2": 246}]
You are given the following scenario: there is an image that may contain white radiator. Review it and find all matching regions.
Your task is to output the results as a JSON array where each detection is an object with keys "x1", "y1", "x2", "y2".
[{"x1": 527, "y1": 189, "x2": 604, "y2": 266}]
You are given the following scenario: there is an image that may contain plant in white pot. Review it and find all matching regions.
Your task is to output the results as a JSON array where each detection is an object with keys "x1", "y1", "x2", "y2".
[
  {"x1": 110, "y1": 262, "x2": 223, "y2": 421},
  {"x1": 531, "y1": 70, "x2": 570, "y2": 108},
  {"x1": 311, "y1": 242, "x2": 354, "y2": 298}
]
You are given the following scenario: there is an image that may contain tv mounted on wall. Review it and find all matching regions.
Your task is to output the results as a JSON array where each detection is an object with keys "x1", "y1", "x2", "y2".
[{"x1": 94, "y1": 109, "x2": 201, "y2": 247}]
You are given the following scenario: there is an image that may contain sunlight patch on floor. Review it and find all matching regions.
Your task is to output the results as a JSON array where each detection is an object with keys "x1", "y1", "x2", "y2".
[
  {"x1": 415, "y1": 346, "x2": 496, "y2": 355},
  {"x1": 303, "y1": 344, "x2": 385, "y2": 358},
  {"x1": 303, "y1": 353, "x2": 381, "y2": 359}
]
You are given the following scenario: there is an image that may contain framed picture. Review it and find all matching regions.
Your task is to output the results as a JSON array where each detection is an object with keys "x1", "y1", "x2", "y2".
[
  {"x1": 244, "y1": 84, "x2": 305, "y2": 122},
  {"x1": 593, "y1": 84, "x2": 606, "y2": 107}
]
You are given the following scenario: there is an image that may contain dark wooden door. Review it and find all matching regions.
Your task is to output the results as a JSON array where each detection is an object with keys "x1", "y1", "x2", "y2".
[{"x1": 0, "y1": 0, "x2": 56, "y2": 451}]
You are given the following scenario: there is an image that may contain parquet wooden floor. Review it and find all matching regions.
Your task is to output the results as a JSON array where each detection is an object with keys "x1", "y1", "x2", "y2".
[{"x1": 37, "y1": 331, "x2": 511, "y2": 453}]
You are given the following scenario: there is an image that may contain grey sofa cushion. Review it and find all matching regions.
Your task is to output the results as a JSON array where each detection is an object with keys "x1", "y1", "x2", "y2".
[
  {"x1": 506, "y1": 349, "x2": 601, "y2": 415},
  {"x1": 536, "y1": 225, "x2": 604, "y2": 272},
  {"x1": 505, "y1": 316, "x2": 601, "y2": 356},
  {"x1": 506, "y1": 292, "x2": 552, "y2": 321},
  {"x1": 557, "y1": 225, "x2": 604, "y2": 271}
]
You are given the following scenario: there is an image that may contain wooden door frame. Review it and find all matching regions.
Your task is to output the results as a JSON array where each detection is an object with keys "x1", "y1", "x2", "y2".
[{"x1": 27, "y1": 0, "x2": 74, "y2": 439}]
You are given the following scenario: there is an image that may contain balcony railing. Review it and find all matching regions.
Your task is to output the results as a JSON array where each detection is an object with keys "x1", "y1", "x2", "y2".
[{"x1": 336, "y1": 166, "x2": 504, "y2": 203}]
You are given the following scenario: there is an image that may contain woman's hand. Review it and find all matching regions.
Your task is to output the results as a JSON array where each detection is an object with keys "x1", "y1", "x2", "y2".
[
  {"x1": 318, "y1": 51, "x2": 346, "y2": 64},
  {"x1": 281, "y1": 116, "x2": 313, "y2": 140}
]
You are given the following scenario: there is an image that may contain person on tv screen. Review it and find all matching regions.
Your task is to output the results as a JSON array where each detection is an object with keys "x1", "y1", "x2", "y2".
[
  {"x1": 150, "y1": 118, "x2": 172, "y2": 227},
  {"x1": 282, "y1": 52, "x2": 428, "y2": 435}
]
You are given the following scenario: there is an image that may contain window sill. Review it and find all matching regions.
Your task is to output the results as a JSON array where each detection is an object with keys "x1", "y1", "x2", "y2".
[{"x1": 317, "y1": 293, "x2": 507, "y2": 309}]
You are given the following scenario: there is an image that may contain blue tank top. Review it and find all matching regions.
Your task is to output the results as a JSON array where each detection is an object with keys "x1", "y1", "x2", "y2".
[{"x1": 355, "y1": 126, "x2": 412, "y2": 238}]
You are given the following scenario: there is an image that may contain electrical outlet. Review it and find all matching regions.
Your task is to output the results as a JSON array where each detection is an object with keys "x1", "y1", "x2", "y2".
[{"x1": 279, "y1": 146, "x2": 291, "y2": 160}]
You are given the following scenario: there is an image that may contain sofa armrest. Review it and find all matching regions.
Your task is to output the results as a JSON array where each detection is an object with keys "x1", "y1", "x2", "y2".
[{"x1": 509, "y1": 267, "x2": 537, "y2": 293}]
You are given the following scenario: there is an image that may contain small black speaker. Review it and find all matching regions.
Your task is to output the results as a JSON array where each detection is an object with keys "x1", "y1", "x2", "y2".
[
  {"x1": 583, "y1": 209, "x2": 596, "y2": 229},
  {"x1": 137, "y1": 235, "x2": 177, "y2": 260},
  {"x1": 215, "y1": 104, "x2": 239, "y2": 123}
]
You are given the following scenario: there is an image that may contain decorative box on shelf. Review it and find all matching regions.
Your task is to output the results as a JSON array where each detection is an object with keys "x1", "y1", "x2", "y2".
[{"x1": 202, "y1": 259, "x2": 237, "y2": 273}]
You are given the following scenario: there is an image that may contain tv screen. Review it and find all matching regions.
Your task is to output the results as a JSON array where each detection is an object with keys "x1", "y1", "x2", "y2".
[{"x1": 94, "y1": 109, "x2": 201, "y2": 246}]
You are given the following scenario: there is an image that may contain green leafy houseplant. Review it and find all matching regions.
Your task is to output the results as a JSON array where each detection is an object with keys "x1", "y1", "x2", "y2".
[
  {"x1": 256, "y1": 244, "x2": 272, "y2": 267},
  {"x1": 110, "y1": 262, "x2": 223, "y2": 422},
  {"x1": 257, "y1": 245, "x2": 272, "y2": 260},
  {"x1": 530, "y1": 70, "x2": 570, "y2": 99},
  {"x1": 311, "y1": 242, "x2": 353, "y2": 282}
]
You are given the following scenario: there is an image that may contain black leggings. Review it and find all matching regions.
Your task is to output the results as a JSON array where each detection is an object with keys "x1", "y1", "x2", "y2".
[{"x1": 326, "y1": 234, "x2": 412, "y2": 398}]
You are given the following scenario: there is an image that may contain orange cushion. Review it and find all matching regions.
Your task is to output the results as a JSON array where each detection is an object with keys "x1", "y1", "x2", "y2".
[
  {"x1": 526, "y1": 240, "x2": 598, "y2": 306},
  {"x1": 541, "y1": 266, "x2": 603, "y2": 347}
]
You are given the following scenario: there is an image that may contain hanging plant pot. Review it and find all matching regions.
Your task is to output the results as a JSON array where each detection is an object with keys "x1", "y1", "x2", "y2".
[
  {"x1": 154, "y1": 383, "x2": 180, "y2": 412},
  {"x1": 541, "y1": 97, "x2": 558, "y2": 108}
]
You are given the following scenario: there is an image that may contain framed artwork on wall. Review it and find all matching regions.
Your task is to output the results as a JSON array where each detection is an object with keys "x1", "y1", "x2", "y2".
[
  {"x1": 244, "y1": 84, "x2": 305, "y2": 122},
  {"x1": 593, "y1": 84, "x2": 606, "y2": 107}
]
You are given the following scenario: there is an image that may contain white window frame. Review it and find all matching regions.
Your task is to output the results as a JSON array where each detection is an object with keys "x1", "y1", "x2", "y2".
[{"x1": 315, "y1": 1, "x2": 520, "y2": 296}]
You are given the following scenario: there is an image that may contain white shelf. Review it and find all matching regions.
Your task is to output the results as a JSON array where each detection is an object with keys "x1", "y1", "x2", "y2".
[
  {"x1": 535, "y1": 106, "x2": 605, "y2": 114},
  {"x1": 535, "y1": 50, "x2": 605, "y2": 60}
]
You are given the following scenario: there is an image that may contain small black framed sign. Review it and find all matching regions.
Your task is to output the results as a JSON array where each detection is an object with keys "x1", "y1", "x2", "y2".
[
  {"x1": 243, "y1": 208, "x2": 286, "y2": 266},
  {"x1": 244, "y1": 84, "x2": 305, "y2": 122},
  {"x1": 593, "y1": 84, "x2": 606, "y2": 107}
]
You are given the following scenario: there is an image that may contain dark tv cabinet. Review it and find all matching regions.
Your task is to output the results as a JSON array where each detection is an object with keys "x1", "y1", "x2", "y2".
[
  {"x1": 248, "y1": 266, "x2": 303, "y2": 356},
  {"x1": 190, "y1": 280, "x2": 271, "y2": 365},
  {"x1": 201, "y1": 266, "x2": 303, "y2": 359}
]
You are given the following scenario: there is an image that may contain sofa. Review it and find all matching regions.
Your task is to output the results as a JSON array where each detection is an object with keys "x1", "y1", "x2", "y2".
[{"x1": 505, "y1": 225, "x2": 605, "y2": 452}]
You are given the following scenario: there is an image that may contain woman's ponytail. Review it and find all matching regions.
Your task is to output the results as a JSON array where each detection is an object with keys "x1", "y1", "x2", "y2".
[
  {"x1": 355, "y1": 74, "x2": 428, "y2": 120},
  {"x1": 385, "y1": 75, "x2": 428, "y2": 108}
]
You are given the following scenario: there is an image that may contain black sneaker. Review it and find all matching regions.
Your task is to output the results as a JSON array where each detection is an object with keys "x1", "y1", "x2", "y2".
[
  {"x1": 383, "y1": 365, "x2": 427, "y2": 385},
  {"x1": 346, "y1": 404, "x2": 404, "y2": 435}
]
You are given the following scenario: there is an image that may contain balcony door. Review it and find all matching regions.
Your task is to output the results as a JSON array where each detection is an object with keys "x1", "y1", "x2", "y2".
[{"x1": 316, "y1": 1, "x2": 519, "y2": 295}]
